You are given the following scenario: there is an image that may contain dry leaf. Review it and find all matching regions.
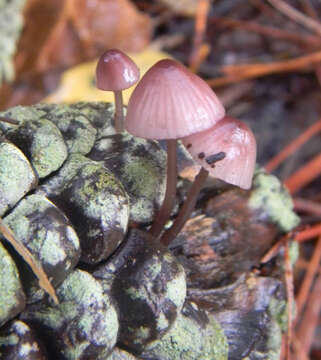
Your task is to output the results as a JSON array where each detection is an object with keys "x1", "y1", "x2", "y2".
[
  {"x1": 16, "y1": 0, "x2": 152, "y2": 78},
  {"x1": 159, "y1": 0, "x2": 198, "y2": 16}
]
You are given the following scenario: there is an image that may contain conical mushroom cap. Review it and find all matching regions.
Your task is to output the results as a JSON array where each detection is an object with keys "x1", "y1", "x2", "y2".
[
  {"x1": 96, "y1": 49, "x2": 140, "y2": 91},
  {"x1": 182, "y1": 117, "x2": 257, "y2": 189},
  {"x1": 125, "y1": 59, "x2": 225, "y2": 139}
]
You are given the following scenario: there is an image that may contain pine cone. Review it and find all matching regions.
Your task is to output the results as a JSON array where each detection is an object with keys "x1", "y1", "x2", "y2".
[{"x1": 0, "y1": 102, "x2": 298, "y2": 359}]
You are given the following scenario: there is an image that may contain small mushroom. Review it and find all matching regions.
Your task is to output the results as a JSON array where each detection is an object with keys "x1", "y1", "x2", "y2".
[
  {"x1": 125, "y1": 59, "x2": 225, "y2": 237},
  {"x1": 96, "y1": 49, "x2": 140, "y2": 132},
  {"x1": 160, "y1": 116, "x2": 257, "y2": 246}
]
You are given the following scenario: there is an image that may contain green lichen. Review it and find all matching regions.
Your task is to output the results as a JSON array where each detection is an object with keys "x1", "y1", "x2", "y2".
[
  {"x1": 0, "y1": 0, "x2": 26, "y2": 85},
  {"x1": 80, "y1": 163, "x2": 121, "y2": 195},
  {"x1": 122, "y1": 157, "x2": 160, "y2": 199},
  {"x1": 29, "y1": 119, "x2": 68, "y2": 178},
  {"x1": 68, "y1": 102, "x2": 115, "y2": 138},
  {"x1": 90, "y1": 132, "x2": 166, "y2": 223},
  {"x1": 0, "y1": 241, "x2": 25, "y2": 326},
  {"x1": 0, "y1": 334, "x2": 19, "y2": 346},
  {"x1": 0, "y1": 140, "x2": 37, "y2": 216},
  {"x1": 248, "y1": 168, "x2": 300, "y2": 232},
  {"x1": 165, "y1": 263, "x2": 187, "y2": 310},
  {"x1": 143, "y1": 304, "x2": 228, "y2": 360},
  {"x1": 36, "y1": 105, "x2": 97, "y2": 155},
  {"x1": 4, "y1": 194, "x2": 80, "y2": 302},
  {"x1": 2, "y1": 117, "x2": 68, "y2": 179},
  {"x1": 268, "y1": 297, "x2": 288, "y2": 333},
  {"x1": 4, "y1": 194, "x2": 80, "y2": 266},
  {"x1": 39, "y1": 153, "x2": 92, "y2": 197},
  {"x1": 70, "y1": 163, "x2": 129, "y2": 232},
  {"x1": 266, "y1": 319, "x2": 282, "y2": 360},
  {"x1": 121, "y1": 153, "x2": 165, "y2": 222},
  {"x1": 24, "y1": 270, "x2": 119, "y2": 360},
  {"x1": 0, "y1": 106, "x2": 46, "y2": 129},
  {"x1": 289, "y1": 240, "x2": 299, "y2": 267},
  {"x1": 107, "y1": 347, "x2": 138, "y2": 359}
]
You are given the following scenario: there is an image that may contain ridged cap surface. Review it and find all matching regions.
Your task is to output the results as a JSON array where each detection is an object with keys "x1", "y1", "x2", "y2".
[
  {"x1": 125, "y1": 59, "x2": 225, "y2": 139},
  {"x1": 182, "y1": 116, "x2": 257, "y2": 189}
]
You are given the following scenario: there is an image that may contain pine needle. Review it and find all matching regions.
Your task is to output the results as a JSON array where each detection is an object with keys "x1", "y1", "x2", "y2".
[{"x1": 0, "y1": 217, "x2": 59, "y2": 304}]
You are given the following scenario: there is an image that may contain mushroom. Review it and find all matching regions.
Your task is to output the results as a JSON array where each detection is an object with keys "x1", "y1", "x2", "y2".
[
  {"x1": 160, "y1": 116, "x2": 257, "y2": 246},
  {"x1": 125, "y1": 59, "x2": 225, "y2": 237},
  {"x1": 96, "y1": 49, "x2": 140, "y2": 132}
]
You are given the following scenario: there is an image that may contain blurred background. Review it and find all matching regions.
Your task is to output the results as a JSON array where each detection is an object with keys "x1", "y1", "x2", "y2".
[{"x1": 1, "y1": 1, "x2": 321, "y2": 359}]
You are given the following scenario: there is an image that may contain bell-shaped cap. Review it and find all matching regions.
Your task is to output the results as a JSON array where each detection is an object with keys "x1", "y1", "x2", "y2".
[
  {"x1": 96, "y1": 49, "x2": 140, "y2": 91},
  {"x1": 125, "y1": 59, "x2": 225, "y2": 139},
  {"x1": 182, "y1": 116, "x2": 257, "y2": 189}
]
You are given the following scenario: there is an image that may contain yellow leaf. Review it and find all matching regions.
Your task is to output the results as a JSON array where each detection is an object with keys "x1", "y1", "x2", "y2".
[{"x1": 44, "y1": 49, "x2": 173, "y2": 104}]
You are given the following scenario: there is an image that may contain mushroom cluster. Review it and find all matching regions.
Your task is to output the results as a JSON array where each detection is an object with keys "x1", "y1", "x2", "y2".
[{"x1": 96, "y1": 50, "x2": 257, "y2": 245}]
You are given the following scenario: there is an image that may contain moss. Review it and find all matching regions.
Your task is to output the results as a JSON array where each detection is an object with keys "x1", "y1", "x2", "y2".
[{"x1": 248, "y1": 168, "x2": 300, "y2": 232}]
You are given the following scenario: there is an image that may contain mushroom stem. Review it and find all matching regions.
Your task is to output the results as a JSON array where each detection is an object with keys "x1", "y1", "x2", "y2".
[
  {"x1": 150, "y1": 139, "x2": 177, "y2": 237},
  {"x1": 114, "y1": 90, "x2": 124, "y2": 133},
  {"x1": 160, "y1": 166, "x2": 209, "y2": 247}
]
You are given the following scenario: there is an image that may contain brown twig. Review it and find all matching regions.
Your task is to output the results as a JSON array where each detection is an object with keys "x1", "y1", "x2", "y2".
[
  {"x1": 260, "y1": 234, "x2": 289, "y2": 264},
  {"x1": 291, "y1": 334, "x2": 310, "y2": 360},
  {"x1": 207, "y1": 50, "x2": 321, "y2": 87},
  {"x1": 284, "y1": 240, "x2": 294, "y2": 360},
  {"x1": 211, "y1": 16, "x2": 321, "y2": 48},
  {"x1": 189, "y1": 0, "x2": 210, "y2": 72},
  {"x1": 265, "y1": 0, "x2": 321, "y2": 36},
  {"x1": 265, "y1": 118, "x2": 321, "y2": 172},
  {"x1": 299, "y1": 0, "x2": 319, "y2": 20},
  {"x1": 296, "y1": 258, "x2": 321, "y2": 274},
  {"x1": 249, "y1": 0, "x2": 275, "y2": 14},
  {"x1": 219, "y1": 81, "x2": 254, "y2": 107},
  {"x1": 296, "y1": 271, "x2": 321, "y2": 353},
  {"x1": 0, "y1": 218, "x2": 59, "y2": 304},
  {"x1": 295, "y1": 223, "x2": 321, "y2": 242},
  {"x1": 295, "y1": 236, "x2": 321, "y2": 318},
  {"x1": 284, "y1": 152, "x2": 321, "y2": 194},
  {"x1": 294, "y1": 198, "x2": 321, "y2": 217}
]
